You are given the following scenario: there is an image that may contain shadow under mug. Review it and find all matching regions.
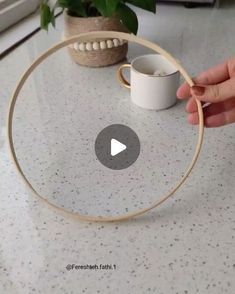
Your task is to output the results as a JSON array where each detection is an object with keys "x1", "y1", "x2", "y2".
[{"x1": 118, "y1": 54, "x2": 180, "y2": 110}]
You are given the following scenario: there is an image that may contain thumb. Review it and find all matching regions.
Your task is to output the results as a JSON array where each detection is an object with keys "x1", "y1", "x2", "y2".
[{"x1": 190, "y1": 78, "x2": 235, "y2": 103}]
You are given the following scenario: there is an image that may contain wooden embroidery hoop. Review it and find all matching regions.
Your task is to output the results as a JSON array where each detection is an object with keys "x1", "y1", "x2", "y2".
[{"x1": 7, "y1": 31, "x2": 204, "y2": 222}]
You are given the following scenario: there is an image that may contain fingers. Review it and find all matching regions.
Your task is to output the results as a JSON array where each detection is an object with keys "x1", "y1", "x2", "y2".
[
  {"x1": 196, "y1": 61, "x2": 230, "y2": 85},
  {"x1": 186, "y1": 97, "x2": 235, "y2": 127},
  {"x1": 177, "y1": 61, "x2": 230, "y2": 99},
  {"x1": 187, "y1": 97, "x2": 235, "y2": 114},
  {"x1": 191, "y1": 77, "x2": 235, "y2": 103},
  {"x1": 189, "y1": 109, "x2": 235, "y2": 127},
  {"x1": 177, "y1": 57, "x2": 235, "y2": 127},
  {"x1": 227, "y1": 56, "x2": 235, "y2": 77},
  {"x1": 205, "y1": 109, "x2": 235, "y2": 127},
  {"x1": 177, "y1": 81, "x2": 191, "y2": 99},
  {"x1": 186, "y1": 97, "x2": 206, "y2": 113}
]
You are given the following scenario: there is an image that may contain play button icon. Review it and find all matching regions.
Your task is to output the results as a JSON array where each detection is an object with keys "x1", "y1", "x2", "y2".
[
  {"x1": 111, "y1": 139, "x2": 126, "y2": 156},
  {"x1": 95, "y1": 124, "x2": 140, "y2": 170}
]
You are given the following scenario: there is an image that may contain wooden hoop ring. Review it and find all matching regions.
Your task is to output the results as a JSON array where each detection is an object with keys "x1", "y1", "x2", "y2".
[{"x1": 7, "y1": 31, "x2": 204, "y2": 222}]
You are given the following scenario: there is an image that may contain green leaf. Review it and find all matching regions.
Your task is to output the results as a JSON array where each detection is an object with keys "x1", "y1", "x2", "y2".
[
  {"x1": 116, "y1": 3, "x2": 138, "y2": 34},
  {"x1": 92, "y1": 0, "x2": 120, "y2": 17},
  {"x1": 125, "y1": 0, "x2": 156, "y2": 13},
  {"x1": 51, "y1": 0, "x2": 59, "y2": 27},
  {"x1": 58, "y1": 0, "x2": 87, "y2": 16},
  {"x1": 40, "y1": 3, "x2": 53, "y2": 30},
  {"x1": 51, "y1": 11, "x2": 56, "y2": 27}
]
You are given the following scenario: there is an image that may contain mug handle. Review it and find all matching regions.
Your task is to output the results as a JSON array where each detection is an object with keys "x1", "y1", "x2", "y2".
[{"x1": 117, "y1": 64, "x2": 131, "y2": 89}]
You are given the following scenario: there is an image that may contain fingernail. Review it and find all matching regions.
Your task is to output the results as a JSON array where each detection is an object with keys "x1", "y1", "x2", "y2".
[
  {"x1": 176, "y1": 89, "x2": 181, "y2": 99},
  {"x1": 191, "y1": 86, "x2": 205, "y2": 96}
]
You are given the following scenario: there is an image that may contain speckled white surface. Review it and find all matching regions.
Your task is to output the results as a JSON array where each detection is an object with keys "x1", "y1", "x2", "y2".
[{"x1": 0, "y1": 3, "x2": 235, "y2": 294}]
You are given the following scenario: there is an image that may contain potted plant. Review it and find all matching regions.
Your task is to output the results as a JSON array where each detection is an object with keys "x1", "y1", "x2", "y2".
[{"x1": 40, "y1": 0, "x2": 156, "y2": 67}]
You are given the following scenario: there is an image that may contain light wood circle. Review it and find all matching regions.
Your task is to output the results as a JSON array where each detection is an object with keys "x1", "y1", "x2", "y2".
[{"x1": 7, "y1": 31, "x2": 204, "y2": 222}]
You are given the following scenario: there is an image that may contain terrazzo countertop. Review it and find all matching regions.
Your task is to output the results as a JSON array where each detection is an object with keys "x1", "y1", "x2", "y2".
[{"x1": 0, "y1": 3, "x2": 235, "y2": 294}]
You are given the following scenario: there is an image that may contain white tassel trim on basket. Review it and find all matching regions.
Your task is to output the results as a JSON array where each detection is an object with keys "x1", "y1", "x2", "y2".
[
  {"x1": 73, "y1": 39, "x2": 127, "y2": 51},
  {"x1": 62, "y1": 34, "x2": 127, "y2": 51}
]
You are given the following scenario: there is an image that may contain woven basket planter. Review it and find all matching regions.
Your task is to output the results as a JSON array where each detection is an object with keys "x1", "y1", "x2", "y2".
[{"x1": 63, "y1": 13, "x2": 129, "y2": 67}]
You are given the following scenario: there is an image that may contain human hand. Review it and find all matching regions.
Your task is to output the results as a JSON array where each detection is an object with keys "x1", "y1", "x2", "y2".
[{"x1": 177, "y1": 57, "x2": 235, "y2": 127}]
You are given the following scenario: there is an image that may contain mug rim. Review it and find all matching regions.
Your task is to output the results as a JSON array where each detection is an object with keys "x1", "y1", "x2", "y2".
[{"x1": 131, "y1": 54, "x2": 179, "y2": 78}]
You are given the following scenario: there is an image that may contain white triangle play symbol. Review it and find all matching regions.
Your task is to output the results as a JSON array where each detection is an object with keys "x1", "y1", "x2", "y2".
[{"x1": 111, "y1": 139, "x2": 127, "y2": 157}]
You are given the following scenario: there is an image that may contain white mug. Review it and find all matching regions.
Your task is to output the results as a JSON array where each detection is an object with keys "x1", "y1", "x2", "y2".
[{"x1": 118, "y1": 54, "x2": 180, "y2": 110}]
